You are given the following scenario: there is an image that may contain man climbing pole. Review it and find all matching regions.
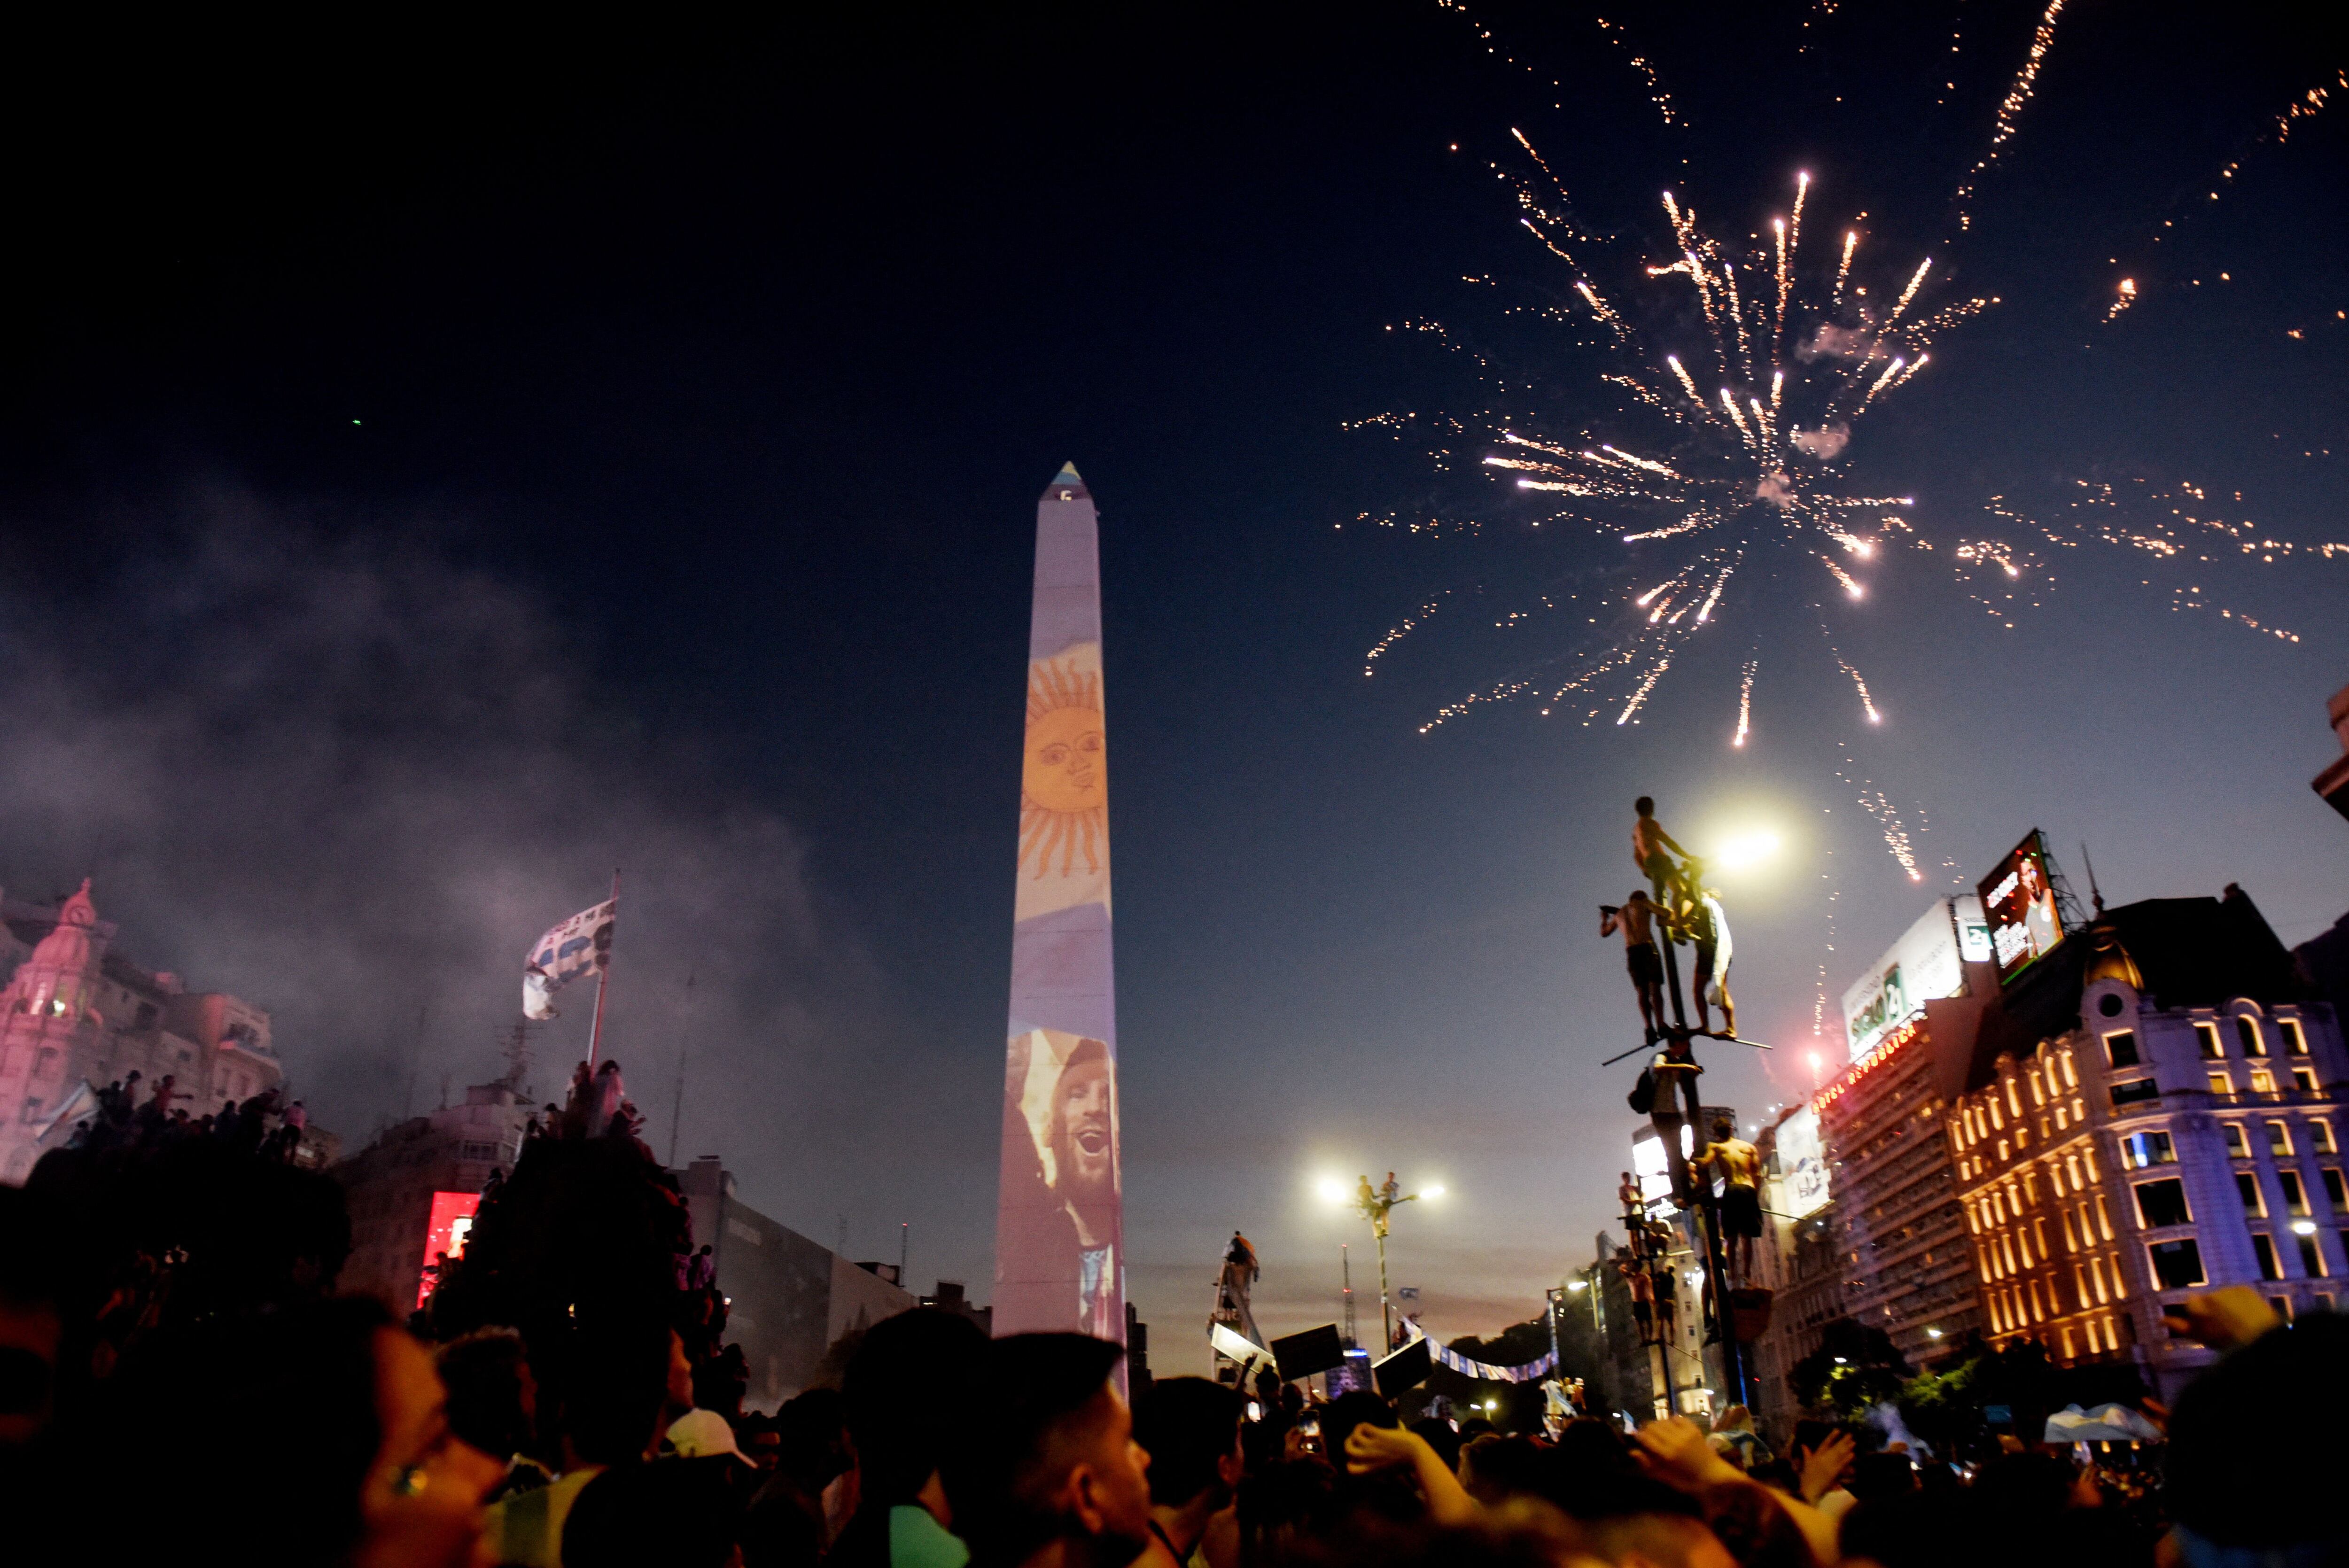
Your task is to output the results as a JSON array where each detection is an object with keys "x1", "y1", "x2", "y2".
[
  {"x1": 1686, "y1": 865, "x2": 1737, "y2": 1038},
  {"x1": 1602, "y1": 890, "x2": 1670, "y2": 1042},
  {"x1": 1698, "y1": 1116, "x2": 1764, "y2": 1288},
  {"x1": 1632, "y1": 796, "x2": 1693, "y2": 914}
]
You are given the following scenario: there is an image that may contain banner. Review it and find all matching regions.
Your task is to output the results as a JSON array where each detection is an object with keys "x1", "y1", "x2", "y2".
[
  {"x1": 995, "y1": 465, "x2": 1125, "y2": 1343},
  {"x1": 1408, "y1": 1324, "x2": 1558, "y2": 1384},
  {"x1": 523, "y1": 898, "x2": 615, "y2": 1020}
]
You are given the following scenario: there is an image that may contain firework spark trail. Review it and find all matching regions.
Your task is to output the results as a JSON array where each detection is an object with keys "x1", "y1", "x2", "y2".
[
  {"x1": 1953, "y1": 0, "x2": 2069, "y2": 228},
  {"x1": 2105, "y1": 69, "x2": 2345, "y2": 321},
  {"x1": 1366, "y1": 592, "x2": 1453, "y2": 675},
  {"x1": 1732, "y1": 655, "x2": 1756, "y2": 747},
  {"x1": 1816, "y1": 614, "x2": 1879, "y2": 723},
  {"x1": 1838, "y1": 757, "x2": 1924, "y2": 882}
]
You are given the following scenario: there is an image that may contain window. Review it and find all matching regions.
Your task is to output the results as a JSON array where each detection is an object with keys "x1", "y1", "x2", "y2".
[
  {"x1": 2196, "y1": 1022, "x2": 2223, "y2": 1058},
  {"x1": 2237, "y1": 1017, "x2": 2266, "y2": 1057},
  {"x1": 2224, "y1": 1124, "x2": 2250, "y2": 1157},
  {"x1": 2135, "y1": 1178, "x2": 2191, "y2": 1227},
  {"x1": 2112, "y1": 1078, "x2": 2162, "y2": 1108},
  {"x1": 2325, "y1": 1170, "x2": 2345, "y2": 1209},
  {"x1": 2316, "y1": 1121, "x2": 2338, "y2": 1155},
  {"x1": 2299, "y1": 1234, "x2": 2327, "y2": 1279},
  {"x1": 2119, "y1": 1130, "x2": 2175, "y2": 1169},
  {"x1": 2210, "y1": 1071, "x2": 2237, "y2": 1095},
  {"x1": 2271, "y1": 1121, "x2": 2295, "y2": 1156},
  {"x1": 2096, "y1": 1193, "x2": 2116, "y2": 1240},
  {"x1": 2280, "y1": 1017, "x2": 2308, "y2": 1055},
  {"x1": 2060, "y1": 1326, "x2": 2077, "y2": 1359},
  {"x1": 2062, "y1": 1209, "x2": 2079, "y2": 1249},
  {"x1": 2239, "y1": 1173, "x2": 2268, "y2": 1215},
  {"x1": 2150, "y1": 1238, "x2": 2205, "y2": 1289},
  {"x1": 2295, "y1": 1068, "x2": 2320, "y2": 1094},
  {"x1": 2279, "y1": 1171, "x2": 2309, "y2": 1215},
  {"x1": 2254, "y1": 1234, "x2": 2281, "y2": 1281},
  {"x1": 2062, "y1": 1052, "x2": 2079, "y2": 1088},
  {"x1": 2103, "y1": 1031, "x2": 2139, "y2": 1068}
]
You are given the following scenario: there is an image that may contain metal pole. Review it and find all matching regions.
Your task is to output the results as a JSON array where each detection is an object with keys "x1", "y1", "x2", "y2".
[
  {"x1": 586, "y1": 868, "x2": 619, "y2": 1066},
  {"x1": 1377, "y1": 1228, "x2": 1392, "y2": 1352}
]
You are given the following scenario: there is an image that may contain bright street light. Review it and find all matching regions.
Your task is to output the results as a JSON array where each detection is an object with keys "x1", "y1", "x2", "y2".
[
  {"x1": 1423, "y1": 1183, "x2": 1446, "y2": 1199},
  {"x1": 1316, "y1": 1177, "x2": 1348, "y2": 1205},
  {"x1": 1711, "y1": 831, "x2": 1782, "y2": 872},
  {"x1": 1565, "y1": 1279, "x2": 1588, "y2": 1293}
]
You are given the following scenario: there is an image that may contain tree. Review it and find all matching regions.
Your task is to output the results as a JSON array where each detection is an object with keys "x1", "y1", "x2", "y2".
[{"x1": 1789, "y1": 1317, "x2": 1910, "y2": 1419}]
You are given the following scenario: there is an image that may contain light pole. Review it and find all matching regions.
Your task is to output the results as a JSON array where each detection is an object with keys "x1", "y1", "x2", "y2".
[{"x1": 1343, "y1": 1171, "x2": 1438, "y2": 1350}]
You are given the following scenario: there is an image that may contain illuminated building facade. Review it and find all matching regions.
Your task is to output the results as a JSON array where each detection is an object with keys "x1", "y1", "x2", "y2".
[
  {"x1": 1813, "y1": 999, "x2": 1992, "y2": 1363},
  {"x1": 337, "y1": 1073, "x2": 537, "y2": 1312},
  {"x1": 1946, "y1": 887, "x2": 2346, "y2": 1400},
  {"x1": 1745, "y1": 1104, "x2": 1847, "y2": 1438},
  {"x1": 0, "y1": 880, "x2": 296, "y2": 1181}
]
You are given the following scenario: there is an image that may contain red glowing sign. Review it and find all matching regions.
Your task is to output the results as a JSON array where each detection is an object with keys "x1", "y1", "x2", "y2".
[
  {"x1": 418, "y1": 1190, "x2": 480, "y2": 1309},
  {"x1": 1812, "y1": 1015, "x2": 1923, "y2": 1114}
]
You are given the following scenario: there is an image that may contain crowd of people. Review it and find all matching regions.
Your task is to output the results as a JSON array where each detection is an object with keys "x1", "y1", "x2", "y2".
[{"x1": 0, "y1": 1047, "x2": 2339, "y2": 1568}]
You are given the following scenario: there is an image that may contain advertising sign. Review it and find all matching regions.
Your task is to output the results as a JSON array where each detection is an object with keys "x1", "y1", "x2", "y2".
[
  {"x1": 1977, "y1": 830, "x2": 2066, "y2": 985},
  {"x1": 1840, "y1": 895, "x2": 1987, "y2": 1061},
  {"x1": 1774, "y1": 1107, "x2": 1830, "y2": 1219},
  {"x1": 418, "y1": 1190, "x2": 480, "y2": 1309},
  {"x1": 996, "y1": 465, "x2": 1125, "y2": 1343}
]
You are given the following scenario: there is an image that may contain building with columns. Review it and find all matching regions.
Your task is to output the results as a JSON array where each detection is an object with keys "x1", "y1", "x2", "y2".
[
  {"x1": 0, "y1": 879, "x2": 295, "y2": 1181},
  {"x1": 1946, "y1": 886, "x2": 2346, "y2": 1401}
]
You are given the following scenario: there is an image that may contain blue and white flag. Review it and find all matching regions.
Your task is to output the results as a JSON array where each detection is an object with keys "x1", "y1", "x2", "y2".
[{"x1": 522, "y1": 898, "x2": 616, "y2": 1019}]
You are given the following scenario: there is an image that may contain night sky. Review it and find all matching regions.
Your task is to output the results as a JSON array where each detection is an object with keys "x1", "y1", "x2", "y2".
[{"x1": 1, "y1": 6, "x2": 2343, "y2": 1372}]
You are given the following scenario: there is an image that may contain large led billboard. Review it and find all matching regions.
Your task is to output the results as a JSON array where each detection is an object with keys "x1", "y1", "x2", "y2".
[
  {"x1": 1774, "y1": 1107, "x2": 1830, "y2": 1219},
  {"x1": 1840, "y1": 895, "x2": 1989, "y2": 1061},
  {"x1": 1977, "y1": 829, "x2": 2066, "y2": 985}
]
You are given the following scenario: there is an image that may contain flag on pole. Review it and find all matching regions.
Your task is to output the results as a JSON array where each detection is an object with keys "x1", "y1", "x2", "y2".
[{"x1": 523, "y1": 897, "x2": 616, "y2": 1020}]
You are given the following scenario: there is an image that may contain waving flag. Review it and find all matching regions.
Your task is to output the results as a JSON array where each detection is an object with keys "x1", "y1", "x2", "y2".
[{"x1": 523, "y1": 897, "x2": 616, "y2": 1019}]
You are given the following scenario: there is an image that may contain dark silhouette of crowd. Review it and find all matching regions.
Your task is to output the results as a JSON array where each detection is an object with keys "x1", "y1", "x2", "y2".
[{"x1": 0, "y1": 1057, "x2": 2337, "y2": 1568}]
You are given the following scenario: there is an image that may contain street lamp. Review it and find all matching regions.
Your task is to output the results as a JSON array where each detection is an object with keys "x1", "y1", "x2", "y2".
[{"x1": 1332, "y1": 1170, "x2": 1431, "y2": 1351}]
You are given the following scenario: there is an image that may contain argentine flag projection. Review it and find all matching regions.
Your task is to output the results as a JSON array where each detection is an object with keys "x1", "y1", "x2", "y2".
[{"x1": 993, "y1": 463, "x2": 1124, "y2": 1345}]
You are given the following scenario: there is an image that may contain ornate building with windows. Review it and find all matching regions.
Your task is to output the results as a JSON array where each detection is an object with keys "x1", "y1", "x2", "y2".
[
  {"x1": 0, "y1": 879, "x2": 296, "y2": 1181},
  {"x1": 1946, "y1": 886, "x2": 2346, "y2": 1401}
]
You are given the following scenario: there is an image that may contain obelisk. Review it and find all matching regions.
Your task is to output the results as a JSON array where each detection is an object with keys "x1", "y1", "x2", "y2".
[{"x1": 993, "y1": 462, "x2": 1124, "y2": 1343}]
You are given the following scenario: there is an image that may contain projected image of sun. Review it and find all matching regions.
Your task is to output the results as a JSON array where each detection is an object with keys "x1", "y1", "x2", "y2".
[{"x1": 1020, "y1": 655, "x2": 1107, "y2": 879}]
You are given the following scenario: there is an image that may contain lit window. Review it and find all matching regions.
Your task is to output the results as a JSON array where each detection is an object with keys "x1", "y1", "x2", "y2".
[
  {"x1": 2209, "y1": 1071, "x2": 2234, "y2": 1096},
  {"x1": 2271, "y1": 1121, "x2": 2295, "y2": 1157},
  {"x1": 2035, "y1": 1216, "x2": 2050, "y2": 1257},
  {"x1": 2298, "y1": 1233, "x2": 2326, "y2": 1279},
  {"x1": 2062, "y1": 1209, "x2": 2079, "y2": 1250},
  {"x1": 2238, "y1": 1173, "x2": 2267, "y2": 1216},
  {"x1": 2295, "y1": 1068, "x2": 2319, "y2": 1094},
  {"x1": 2316, "y1": 1121, "x2": 2338, "y2": 1155},
  {"x1": 2060, "y1": 1326, "x2": 2077, "y2": 1359},
  {"x1": 2090, "y1": 1256, "x2": 2110, "y2": 1304},
  {"x1": 2223, "y1": 1124, "x2": 2249, "y2": 1157},
  {"x1": 2279, "y1": 1171, "x2": 2309, "y2": 1216},
  {"x1": 2196, "y1": 1022, "x2": 2223, "y2": 1059},
  {"x1": 2237, "y1": 1017, "x2": 2266, "y2": 1057},
  {"x1": 2096, "y1": 1193, "x2": 2115, "y2": 1240},
  {"x1": 2066, "y1": 1154, "x2": 2084, "y2": 1187},
  {"x1": 2107, "y1": 1254, "x2": 2127, "y2": 1300},
  {"x1": 2074, "y1": 1261, "x2": 2092, "y2": 1304},
  {"x1": 2250, "y1": 1068, "x2": 2279, "y2": 1094},
  {"x1": 2148, "y1": 1238, "x2": 2206, "y2": 1290},
  {"x1": 1990, "y1": 1100, "x2": 2004, "y2": 1132},
  {"x1": 2103, "y1": 1031, "x2": 2139, "y2": 1068},
  {"x1": 2254, "y1": 1234, "x2": 2281, "y2": 1281},
  {"x1": 2281, "y1": 1018, "x2": 2309, "y2": 1055},
  {"x1": 2054, "y1": 1102, "x2": 2069, "y2": 1131},
  {"x1": 2119, "y1": 1130, "x2": 2175, "y2": 1169}
]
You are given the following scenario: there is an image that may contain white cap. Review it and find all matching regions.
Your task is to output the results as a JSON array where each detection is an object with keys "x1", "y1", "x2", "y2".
[{"x1": 666, "y1": 1408, "x2": 748, "y2": 1464}]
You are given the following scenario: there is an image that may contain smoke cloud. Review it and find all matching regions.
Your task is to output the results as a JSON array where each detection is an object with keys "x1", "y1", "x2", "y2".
[
  {"x1": 1754, "y1": 473, "x2": 1796, "y2": 508},
  {"x1": 1791, "y1": 423, "x2": 1851, "y2": 460},
  {"x1": 0, "y1": 488, "x2": 968, "y2": 1232},
  {"x1": 1796, "y1": 323, "x2": 1865, "y2": 362}
]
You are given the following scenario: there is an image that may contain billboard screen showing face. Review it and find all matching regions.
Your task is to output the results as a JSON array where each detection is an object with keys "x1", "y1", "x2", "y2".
[
  {"x1": 1840, "y1": 896, "x2": 1987, "y2": 1061},
  {"x1": 1977, "y1": 830, "x2": 2066, "y2": 985},
  {"x1": 1774, "y1": 1108, "x2": 1830, "y2": 1219}
]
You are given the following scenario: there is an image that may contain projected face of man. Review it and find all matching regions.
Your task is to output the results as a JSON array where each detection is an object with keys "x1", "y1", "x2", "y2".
[{"x1": 1051, "y1": 1053, "x2": 1115, "y2": 1241}]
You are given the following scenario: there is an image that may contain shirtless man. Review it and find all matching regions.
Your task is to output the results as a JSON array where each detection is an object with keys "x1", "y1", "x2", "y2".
[
  {"x1": 1632, "y1": 797, "x2": 1692, "y2": 915},
  {"x1": 1618, "y1": 1169, "x2": 1643, "y2": 1222},
  {"x1": 1700, "y1": 1115, "x2": 1765, "y2": 1286},
  {"x1": 1647, "y1": 1028, "x2": 1705, "y2": 1202},
  {"x1": 1602, "y1": 890, "x2": 1670, "y2": 1042}
]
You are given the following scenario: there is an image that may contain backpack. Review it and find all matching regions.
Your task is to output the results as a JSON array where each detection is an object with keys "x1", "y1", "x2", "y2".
[{"x1": 1627, "y1": 1066, "x2": 1657, "y2": 1115}]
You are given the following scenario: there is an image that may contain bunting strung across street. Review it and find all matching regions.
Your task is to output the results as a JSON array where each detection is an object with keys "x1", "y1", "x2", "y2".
[{"x1": 1408, "y1": 1326, "x2": 1558, "y2": 1384}]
